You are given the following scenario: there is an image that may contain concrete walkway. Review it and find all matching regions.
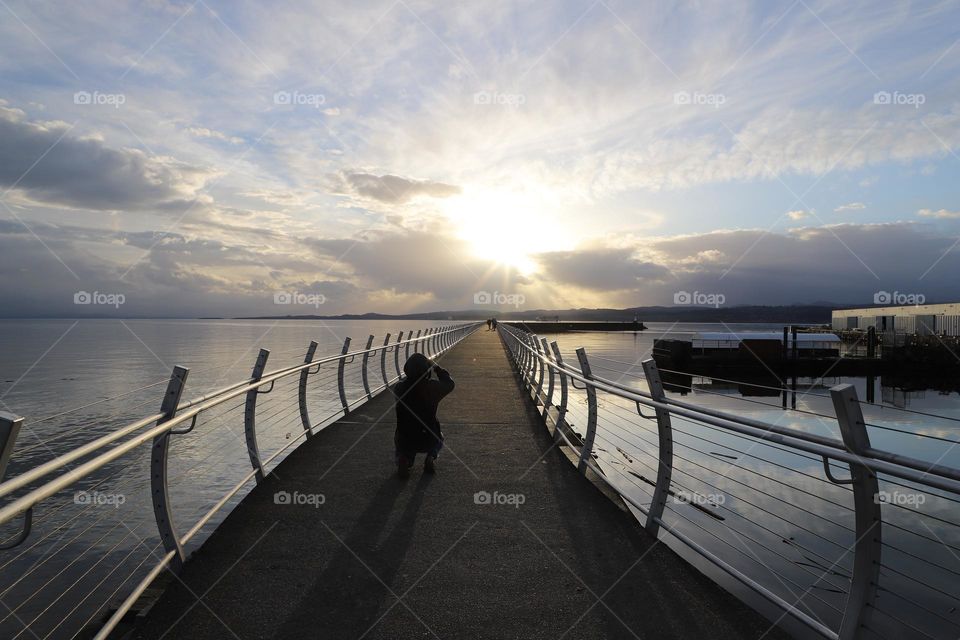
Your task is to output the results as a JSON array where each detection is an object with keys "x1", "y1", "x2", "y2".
[{"x1": 131, "y1": 329, "x2": 785, "y2": 639}]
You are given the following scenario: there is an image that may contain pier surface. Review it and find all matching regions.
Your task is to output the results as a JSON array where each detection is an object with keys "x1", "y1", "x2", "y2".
[{"x1": 131, "y1": 329, "x2": 782, "y2": 639}]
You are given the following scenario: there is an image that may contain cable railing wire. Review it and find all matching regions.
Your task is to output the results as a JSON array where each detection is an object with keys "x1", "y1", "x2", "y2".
[
  {"x1": 659, "y1": 367, "x2": 960, "y2": 426},
  {"x1": 592, "y1": 425, "x2": 857, "y2": 584}
]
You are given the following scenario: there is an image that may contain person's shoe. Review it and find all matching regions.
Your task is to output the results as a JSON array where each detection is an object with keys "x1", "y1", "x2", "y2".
[
  {"x1": 424, "y1": 456, "x2": 436, "y2": 474},
  {"x1": 397, "y1": 456, "x2": 411, "y2": 478}
]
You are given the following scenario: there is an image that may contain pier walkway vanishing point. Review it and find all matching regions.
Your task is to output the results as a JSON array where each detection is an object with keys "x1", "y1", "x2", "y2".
[{"x1": 130, "y1": 328, "x2": 777, "y2": 639}]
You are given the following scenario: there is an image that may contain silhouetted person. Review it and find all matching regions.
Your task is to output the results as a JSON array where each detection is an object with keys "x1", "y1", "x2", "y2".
[
  {"x1": 486, "y1": 318, "x2": 492, "y2": 330},
  {"x1": 491, "y1": 318, "x2": 498, "y2": 330},
  {"x1": 392, "y1": 353, "x2": 455, "y2": 478}
]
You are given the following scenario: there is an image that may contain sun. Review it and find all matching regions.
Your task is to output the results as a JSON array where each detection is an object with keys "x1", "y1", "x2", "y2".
[
  {"x1": 443, "y1": 187, "x2": 568, "y2": 274},
  {"x1": 460, "y1": 221, "x2": 538, "y2": 272}
]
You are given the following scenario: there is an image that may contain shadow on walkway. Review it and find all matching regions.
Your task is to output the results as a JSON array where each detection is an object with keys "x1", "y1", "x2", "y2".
[{"x1": 275, "y1": 474, "x2": 432, "y2": 638}]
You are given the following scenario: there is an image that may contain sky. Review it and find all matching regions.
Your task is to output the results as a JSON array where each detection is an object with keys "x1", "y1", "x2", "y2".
[{"x1": 1, "y1": 0, "x2": 959, "y2": 317}]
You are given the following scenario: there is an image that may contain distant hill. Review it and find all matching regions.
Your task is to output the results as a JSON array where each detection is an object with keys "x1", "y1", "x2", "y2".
[{"x1": 238, "y1": 304, "x2": 836, "y2": 324}]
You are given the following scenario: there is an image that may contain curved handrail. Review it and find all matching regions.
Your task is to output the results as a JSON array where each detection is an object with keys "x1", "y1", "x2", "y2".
[
  {"x1": 0, "y1": 323, "x2": 477, "y2": 503},
  {"x1": 499, "y1": 324, "x2": 960, "y2": 494}
]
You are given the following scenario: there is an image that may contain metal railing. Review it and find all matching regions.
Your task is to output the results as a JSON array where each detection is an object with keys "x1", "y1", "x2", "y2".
[
  {"x1": 499, "y1": 323, "x2": 960, "y2": 640},
  {"x1": 0, "y1": 322, "x2": 480, "y2": 639}
]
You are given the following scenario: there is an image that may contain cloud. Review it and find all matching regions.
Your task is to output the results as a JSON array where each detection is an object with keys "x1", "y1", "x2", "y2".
[
  {"x1": 834, "y1": 202, "x2": 866, "y2": 213},
  {"x1": 917, "y1": 208, "x2": 960, "y2": 219},
  {"x1": 185, "y1": 126, "x2": 244, "y2": 145},
  {"x1": 638, "y1": 222, "x2": 960, "y2": 306},
  {"x1": 513, "y1": 222, "x2": 960, "y2": 308},
  {"x1": 0, "y1": 219, "x2": 364, "y2": 317},
  {"x1": 307, "y1": 228, "x2": 527, "y2": 300},
  {"x1": 786, "y1": 210, "x2": 809, "y2": 220},
  {"x1": 1, "y1": 214, "x2": 959, "y2": 316},
  {"x1": 0, "y1": 109, "x2": 213, "y2": 212},
  {"x1": 330, "y1": 171, "x2": 461, "y2": 204},
  {"x1": 533, "y1": 247, "x2": 671, "y2": 291}
]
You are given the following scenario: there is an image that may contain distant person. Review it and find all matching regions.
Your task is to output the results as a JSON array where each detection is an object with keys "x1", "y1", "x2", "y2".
[
  {"x1": 486, "y1": 318, "x2": 492, "y2": 331},
  {"x1": 491, "y1": 318, "x2": 498, "y2": 330},
  {"x1": 393, "y1": 353, "x2": 455, "y2": 478}
]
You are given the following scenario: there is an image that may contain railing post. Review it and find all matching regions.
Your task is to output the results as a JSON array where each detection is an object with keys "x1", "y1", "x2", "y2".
[
  {"x1": 151, "y1": 365, "x2": 189, "y2": 571},
  {"x1": 518, "y1": 334, "x2": 528, "y2": 383},
  {"x1": 298, "y1": 341, "x2": 318, "y2": 438},
  {"x1": 513, "y1": 333, "x2": 521, "y2": 366},
  {"x1": 576, "y1": 348, "x2": 598, "y2": 473},
  {"x1": 831, "y1": 384, "x2": 881, "y2": 640},
  {"x1": 413, "y1": 329, "x2": 422, "y2": 354},
  {"x1": 550, "y1": 342, "x2": 569, "y2": 437},
  {"x1": 0, "y1": 412, "x2": 23, "y2": 482},
  {"x1": 380, "y1": 333, "x2": 392, "y2": 387},
  {"x1": 641, "y1": 358, "x2": 673, "y2": 538},
  {"x1": 424, "y1": 328, "x2": 434, "y2": 357},
  {"x1": 394, "y1": 331, "x2": 405, "y2": 379},
  {"x1": 533, "y1": 335, "x2": 545, "y2": 402},
  {"x1": 244, "y1": 349, "x2": 269, "y2": 482},
  {"x1": 520, "y1": 334, "x2": 528, "y2": 370},
  {"x1": 524, "y1": 333, "x2": 537, "y2": 389},
  {"x1": 361, "y1": 335, "x2": 374, "y2": 400},
  {"x1": 541, "y1": 338, "x2": 554, "y2": 421},
  {"x1": 337, "y1": 337, "x2": 351, "y2": 415}
]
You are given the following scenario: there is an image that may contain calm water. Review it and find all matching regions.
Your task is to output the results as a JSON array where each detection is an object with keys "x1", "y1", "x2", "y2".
[{"x1": 1, "y1": 319, "x2": 958, "y2": 638}]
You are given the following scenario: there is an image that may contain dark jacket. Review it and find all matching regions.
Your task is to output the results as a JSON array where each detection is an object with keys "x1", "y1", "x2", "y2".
[{"x1": 393, "y1": 365, "x2": 454, "y2": 454}]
